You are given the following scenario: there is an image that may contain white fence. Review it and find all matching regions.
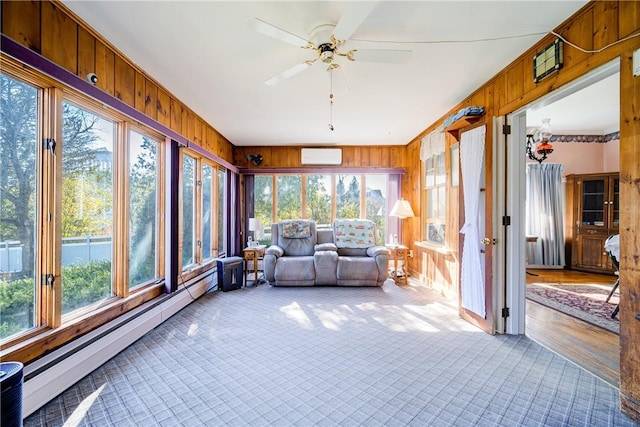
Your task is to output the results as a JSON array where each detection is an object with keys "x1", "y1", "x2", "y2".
[{"x1": 1, "y1": 237, "x2": 112, "y2": 274}]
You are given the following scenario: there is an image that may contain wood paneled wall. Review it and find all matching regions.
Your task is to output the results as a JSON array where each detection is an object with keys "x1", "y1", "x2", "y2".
[
  {"x1": 0, "y1": 0, "x2": 234, "y2": 163},
  {"x1": 233, "y1": 145, "x2": 408, "y2": 169}
]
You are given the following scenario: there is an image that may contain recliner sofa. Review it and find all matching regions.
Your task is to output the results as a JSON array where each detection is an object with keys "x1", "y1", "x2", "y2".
[{"x1": 264, "y1": 219, "x2": 389, "y2": 287}]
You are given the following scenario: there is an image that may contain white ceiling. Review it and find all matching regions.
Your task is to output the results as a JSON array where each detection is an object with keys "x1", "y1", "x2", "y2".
[
  {"x1": 526, "y1": 72, "x2": 619, "y2": 135},
  {"x1": 62, "y1": 1, "x2": 593, "y2": 147}
]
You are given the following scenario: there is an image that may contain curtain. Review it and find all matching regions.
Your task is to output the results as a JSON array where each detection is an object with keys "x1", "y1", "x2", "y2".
[
  {"x1": 459, "y1": 125, "x2": 486, "y2": 318},
  {"x1": 525, "y1": 163, "x2": 565, "y2": 266},
  {"x1": 227, "y1": 169, "x2": 241, "y2": 256},
  {"x1": 420, "y1": 125, "x2": 445, "y2": 161}
]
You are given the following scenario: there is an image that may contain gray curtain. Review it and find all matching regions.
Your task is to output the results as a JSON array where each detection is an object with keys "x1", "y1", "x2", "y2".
[{"x1": 525, "y1": 163, "x2": 565, "y2": 266}]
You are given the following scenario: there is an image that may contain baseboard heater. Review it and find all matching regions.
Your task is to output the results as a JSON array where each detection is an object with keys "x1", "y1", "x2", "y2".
[{"x1": 21, "y1": 271, "x2": 214, "y2": 418}]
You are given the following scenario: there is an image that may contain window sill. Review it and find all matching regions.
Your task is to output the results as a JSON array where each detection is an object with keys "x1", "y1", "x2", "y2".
[
  {"x1": 415, "y1": 241, "x2": 452, "y2": 255},
  {"x1": 0, "y1": 282, "x2": 166, "y2": 364}
]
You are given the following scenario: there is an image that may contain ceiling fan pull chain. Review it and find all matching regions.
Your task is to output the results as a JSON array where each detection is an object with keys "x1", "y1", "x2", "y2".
[{"x1": 328, "y1": 69, "x2": 334, "y2": 131}]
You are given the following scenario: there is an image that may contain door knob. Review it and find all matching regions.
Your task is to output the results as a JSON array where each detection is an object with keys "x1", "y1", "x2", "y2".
[{"x1": 481, "y1": 237, "x2": 491, "y2": 246}]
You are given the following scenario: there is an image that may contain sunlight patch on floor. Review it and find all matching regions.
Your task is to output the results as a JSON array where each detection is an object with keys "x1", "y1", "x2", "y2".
[
  {"x1": 279, "y1": 301, "x2": 313, "y2": 329},
  {"x1": 62, "y1": 383, "x2": 105, "y2": 427}
]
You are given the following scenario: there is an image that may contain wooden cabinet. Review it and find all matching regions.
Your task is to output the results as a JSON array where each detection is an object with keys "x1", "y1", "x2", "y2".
[{"x1": 566, "y1": 173, "x2": 619, "y2": 273}]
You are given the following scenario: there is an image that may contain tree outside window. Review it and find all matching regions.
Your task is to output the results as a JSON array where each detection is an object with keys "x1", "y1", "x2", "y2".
[
  {"x1": 61, "y1": 101, "x2": 114, "y2": 315},
  {"x1": 0, "y1": 73, "x2": 39, "y2": 338}
]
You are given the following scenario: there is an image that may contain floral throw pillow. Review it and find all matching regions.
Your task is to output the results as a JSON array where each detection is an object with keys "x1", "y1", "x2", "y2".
[
  {"x1": 281, "y1": 220, "x2": 311, "y2": 239},
  {"x1": 334, "y1": 219, "x2": 376, "y2": 248}
]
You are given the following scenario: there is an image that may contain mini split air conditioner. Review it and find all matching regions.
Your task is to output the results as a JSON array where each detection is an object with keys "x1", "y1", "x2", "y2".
[{"x1": 301, "y1": 148, "x2": 342, "y2": 165}]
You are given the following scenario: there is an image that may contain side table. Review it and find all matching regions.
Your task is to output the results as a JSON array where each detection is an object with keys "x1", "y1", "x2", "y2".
[
  {"x1": 387, "y1": 245, "x2": 409, "y2": 285},
  {"x1": 243, "y1": 245, "x2": 266, "y2": 286}
]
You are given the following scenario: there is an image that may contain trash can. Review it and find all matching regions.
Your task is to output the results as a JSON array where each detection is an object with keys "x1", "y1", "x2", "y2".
[
  {"x1": 216, "y1": 256, "x2": 244, "y2": 291},
  {"x1": 1, "y1": 361, "x2": 24, "y2": 427}
]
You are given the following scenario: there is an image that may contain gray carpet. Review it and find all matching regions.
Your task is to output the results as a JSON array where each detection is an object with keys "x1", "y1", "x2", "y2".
[{"x1": 25, "y1": 280, "x2": 638, "y2": 426}]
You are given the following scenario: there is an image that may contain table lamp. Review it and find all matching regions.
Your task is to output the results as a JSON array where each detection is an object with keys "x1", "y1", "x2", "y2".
[
  {"x1": 248, "y1": 218, "x2": 261, "y2": 246},
  {"x1": 389, "y1": 199, "x2": 415, "y2": 247}
]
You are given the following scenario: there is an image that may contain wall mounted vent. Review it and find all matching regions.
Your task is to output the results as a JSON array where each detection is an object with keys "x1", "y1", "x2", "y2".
[{"x1": 301, "y1": 148, "x2": 342, "y2": 165}]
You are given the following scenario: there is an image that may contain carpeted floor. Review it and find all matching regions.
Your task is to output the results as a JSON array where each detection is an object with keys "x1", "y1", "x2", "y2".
[
  {"x1": 526, "y1": 283, "x2": 620, "y2": 334},
  {"x1": 25, "y1": 280, "x2": 638, "y2": 426}
]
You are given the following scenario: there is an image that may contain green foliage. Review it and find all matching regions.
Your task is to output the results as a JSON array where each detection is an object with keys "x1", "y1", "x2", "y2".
[
  {"x1": 336, "y1": 175, "x2": 360, "y2": 219},
  {"x1": 306, "y1": 175, "x2": 331, "y2": 225},
  {"x1": 0, "y1": 276, "x2": 34, "y2": 339},
  {"x1": 0, "y1": 260, "x2": 112, "y2": 339},
  {"x1": 129, "y1": 136, "x2": 158, "y2": 285},
  {"x1": 61, "y1": 260, "x2": 112, "y2": 315},
  {"x1": 276, "y1": 175, "x2": 302, "y2": 220}
]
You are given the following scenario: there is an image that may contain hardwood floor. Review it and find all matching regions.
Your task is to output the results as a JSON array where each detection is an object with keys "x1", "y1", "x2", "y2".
[{"x1": 525, "y1": 269, "x2": 620, "y2": 387}]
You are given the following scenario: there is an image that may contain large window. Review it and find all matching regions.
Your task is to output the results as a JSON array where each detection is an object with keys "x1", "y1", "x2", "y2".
[
  {"x1": 0, "y1": 72, "x2": 39, "y2": 339},
  {"x1": 306, "y1": 175, "x2": 331, "y2": 227},
  {"x1": 61, "y1": 101, "x2": 114, "y2": 315},
  {"x1": 254, "y1": 175, "x2": 273, "y2": 245},
  {"x1": 128, "y1": 129, "x2": 159, "y2": 288},
  {"x1": 336, "y1": 175, "x2": 361, "y2": 218},
  {"x1": 217, "y1": 169, "x2": 226, "y2": 255},
  {"x1": 276, "y1": 175, "x2": 302, "y2": 220},
  {"x1": 181, "y1": 155, "x2": 196, "y2": 268},
  {"x1": 201, "y1": 163, "x2": 214, "y2": 260},
  {"x1": 1, "y1": 57, "x2": 230, "y2": 361},
  {"x1": 424, "y1": 151, "x2": 446, "y2": 244},
  {"x1": 252, "y1": 173, "x2": 392, "y2": 243},
  {"x1": 365, "y1": 175, "x2": 387, "y2": 245}
]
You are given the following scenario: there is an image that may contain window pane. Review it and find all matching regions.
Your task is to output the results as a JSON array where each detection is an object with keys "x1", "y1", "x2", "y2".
[
  {"x1": 254, "y1": 175, "x2": 272, "y2": 245},
  {"x1": 336, "y1": 175, "x2": 360, "y2": 218},
  {"x1": 182, "y1": 155, "x2": 195, "y2": 267},
  {"x1": 306, "y1": 175, "x2": 331, "y2": 227},
  {"x1": 427, "y1": 188, "x2": 437, "y2": 218},
  {"x1": 425, "y1": 168, "x2": 435, "y2": 187},
  {"x1": 202, "y1": 164, "x2": 213, "y2": 260},
  {"x1": 365, "y1": 174, "x2": 387, "y2": 244},
  {"x1": 217, "y1": 169, "x2": 226, "y2": 254},
  {"x1": 276, "y1": 175, "x2": 302, "y2": 220},
  {"x1": 61, "y1": 102, "x2": 114, "y2": 315},
  {"x1": 0, "y1": 73, "x2": 38, "y2": 338},
  {"x1": 128, "y1": 130, "x2": 158, "y2": 288},
  {"x1": 438, "y1": 186, "x2": 446, "y2": 219},
  {"x1": 435, "y1": 152, "x2": 446, "y2": 185}
]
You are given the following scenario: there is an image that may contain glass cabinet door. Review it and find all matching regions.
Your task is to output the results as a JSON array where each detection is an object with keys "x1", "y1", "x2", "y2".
[
  {"x1": 580, "y1": 178, "x2": 605, "y2": 226},
  {"x1": 610, "y1": 177, "x2": 619, "y2": 228}
]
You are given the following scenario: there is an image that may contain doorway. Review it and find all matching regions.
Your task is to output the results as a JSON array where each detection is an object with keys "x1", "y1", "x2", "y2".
[{"x1": 503, "y1": 60, "x2": 620, "y2": 383}]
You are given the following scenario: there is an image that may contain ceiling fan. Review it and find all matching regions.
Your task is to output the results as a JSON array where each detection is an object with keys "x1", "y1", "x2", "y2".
[{"x1": 250, "y1": 3, "x2": 412, "y2": 86}]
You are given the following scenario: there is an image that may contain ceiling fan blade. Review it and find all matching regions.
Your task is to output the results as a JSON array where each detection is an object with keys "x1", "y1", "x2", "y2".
[
  {"x1": 351, "y1": 49, "x2": 412, "y2": 64},
  {"x1": 265, "y1": 62, "x2": 311, "y2": 86},
  {"x1": 250, "y1": 18, "x2": 311, "y2": 48},
  {"x1": 332, "y1": 2, "x2": 377, "y2": 41}
]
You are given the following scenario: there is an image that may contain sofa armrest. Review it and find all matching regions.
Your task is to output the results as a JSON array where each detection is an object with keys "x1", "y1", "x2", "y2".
[
  {"x1": 266, "y1": 245, "x2": 284, "y2": 258},
  {"x1": 367, "y1": 245, "x2": 389, "y2": 257},
  {"x1": 315, "y1": 243, "x2": 337, "y2": 252}
]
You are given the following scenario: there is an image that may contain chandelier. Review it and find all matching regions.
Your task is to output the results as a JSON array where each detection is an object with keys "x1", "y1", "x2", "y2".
[{"x1": 526, "y1": 118, "x2": 554, "y2": 163}]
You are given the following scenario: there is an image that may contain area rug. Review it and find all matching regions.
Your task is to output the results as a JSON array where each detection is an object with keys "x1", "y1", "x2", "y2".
[{"x1": 526, "y1": 283, "x2": 620, "y2": 334}]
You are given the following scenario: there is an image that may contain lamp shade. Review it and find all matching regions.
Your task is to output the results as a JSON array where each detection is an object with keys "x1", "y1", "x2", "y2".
[{"x1": 390, "y1": 199, "x2": 415, "y2": 219}]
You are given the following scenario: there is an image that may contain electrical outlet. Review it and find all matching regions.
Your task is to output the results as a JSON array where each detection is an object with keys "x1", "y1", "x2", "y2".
[
  {"x1": 408, "y1": 250, "x2": 414, "y2": 258},
  {"x1": 634, "y1": 48, "x2": 640, "y2": 77}
]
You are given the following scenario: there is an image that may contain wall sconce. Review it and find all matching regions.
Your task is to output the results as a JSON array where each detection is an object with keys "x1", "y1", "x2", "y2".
[
  {"x1": 247, "y1": 154, "x2": 263, "y2": 166},
  {"x1": 526, "y1": 118, "x2": 554, "y2": 164}
]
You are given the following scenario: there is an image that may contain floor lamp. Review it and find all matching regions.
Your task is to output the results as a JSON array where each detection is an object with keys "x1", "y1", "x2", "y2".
[{"x1": 389, "y1": 199, "x2": 415, "y2": 247}]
